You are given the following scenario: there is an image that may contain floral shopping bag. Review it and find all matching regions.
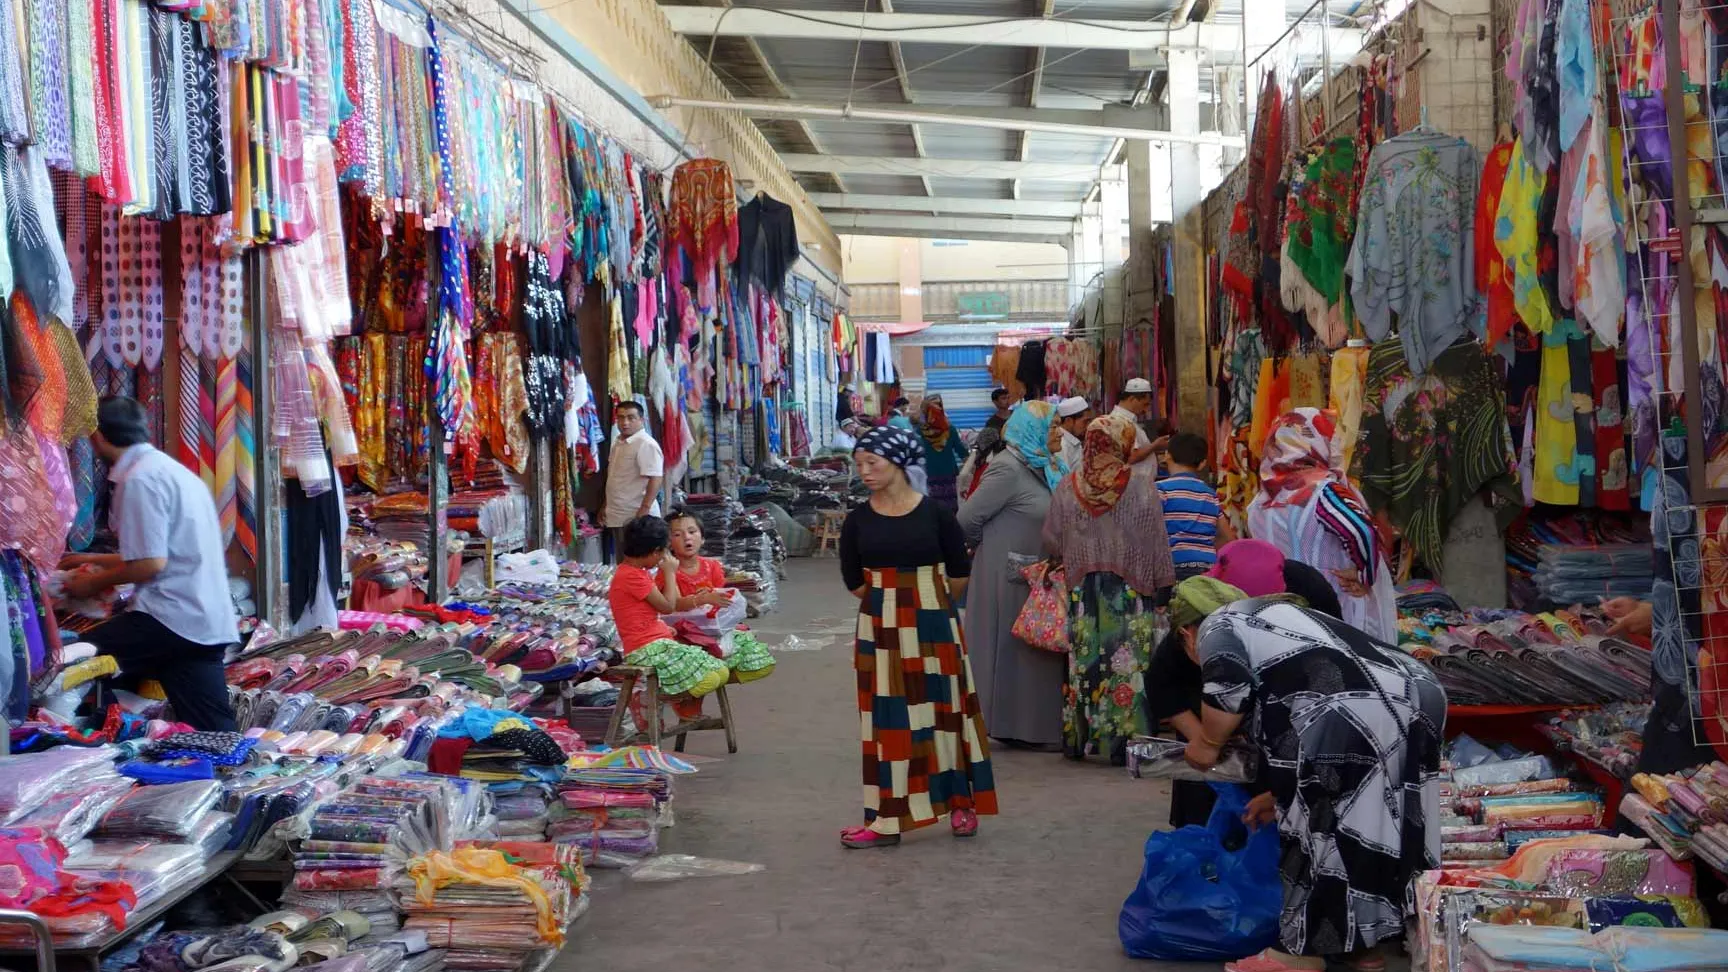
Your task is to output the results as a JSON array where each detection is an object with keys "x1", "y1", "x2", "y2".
[{"x1": 1012, "y1": 560, "x2": 1070, "y2": 652}]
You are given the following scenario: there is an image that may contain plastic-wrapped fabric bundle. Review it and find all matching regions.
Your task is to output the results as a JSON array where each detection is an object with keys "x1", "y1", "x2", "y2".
[
  {"x1": 96, "y1": 780, "x2": 222, "y2": 838},
  {"x1": 0, "y1": 747, "x2": 122, "y2": 821},
  {"x1": 1533, "y1": 543, "x2": 1654, "y2": 603},
  {"x1": 63, "y1": 840, "x2": 206, "y2": 901},
  {"x1": 13, "y1": 774, "x2": 135, "y2": 845},
  {"x1": 1126, "y1": 737, "x2": 1257, "y2": 783}
]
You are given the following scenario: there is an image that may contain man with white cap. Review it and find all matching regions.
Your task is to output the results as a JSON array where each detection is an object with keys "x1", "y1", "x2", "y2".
[
  {"x1": 1055, "y1": 396, "x2": 1093, "y2": 472},
  {"x1": 1113, "y1": 378, "x2": 1163, "y2": 464}
]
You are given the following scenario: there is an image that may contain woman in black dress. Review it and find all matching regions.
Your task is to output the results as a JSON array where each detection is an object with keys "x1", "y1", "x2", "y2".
[{"x1": 838, "y1": 425, "x2": 997, "y2": 849}]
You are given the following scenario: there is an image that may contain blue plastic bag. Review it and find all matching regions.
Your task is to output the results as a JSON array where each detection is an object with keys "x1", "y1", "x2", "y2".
[{"x1": 1118, "y1": 783, "x2": 1282, "y2": 961}]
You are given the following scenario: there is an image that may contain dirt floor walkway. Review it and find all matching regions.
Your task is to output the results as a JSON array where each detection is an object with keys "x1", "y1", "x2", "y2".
[{"x1": 562, "y1": 561, "x2": 1207, "y2": 972}]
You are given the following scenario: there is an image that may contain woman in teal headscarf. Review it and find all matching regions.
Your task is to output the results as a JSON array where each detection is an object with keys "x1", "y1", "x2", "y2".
[{"x1": 959, "y1": 401, "x2": 1068, "y2": 748}]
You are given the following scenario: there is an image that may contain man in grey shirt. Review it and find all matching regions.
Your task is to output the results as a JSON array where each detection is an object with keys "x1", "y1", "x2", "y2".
[{"x1": 61, "y1": 397, "x2": 240, "y2": 731}]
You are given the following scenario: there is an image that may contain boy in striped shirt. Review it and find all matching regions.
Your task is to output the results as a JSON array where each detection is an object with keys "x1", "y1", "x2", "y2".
[{"x1": 1155, "y1": 433, "x2": 1235, "y2": 579}]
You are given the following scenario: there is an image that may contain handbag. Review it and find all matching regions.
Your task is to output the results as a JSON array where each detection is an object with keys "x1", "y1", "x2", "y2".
[{"x1": 1011, "y1": 560, "x2": 1070, "y2": 652}]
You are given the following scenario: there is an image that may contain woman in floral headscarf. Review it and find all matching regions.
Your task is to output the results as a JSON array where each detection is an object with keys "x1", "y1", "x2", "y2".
[
  {"x1": 918, "y1": 394, "x2": 969, "y2": 511},
  {"x1": 838, "y1": 425, "x2": 996, "y2": 849},
  {"x1": 1246, "y1": 407, "x2": 1397, "y2": 641},
  {"x1": 960, "y1": 401, "x2": 1066, "y2": 749},
  {"x1": 1042, "y1": 412, "x2": 1176, "y2": 763}
]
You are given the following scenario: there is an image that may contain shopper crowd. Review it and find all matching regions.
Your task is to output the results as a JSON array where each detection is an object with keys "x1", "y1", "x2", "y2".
[{"x1": 835, "y1": 381, "x2": 1445, "y2": 972}]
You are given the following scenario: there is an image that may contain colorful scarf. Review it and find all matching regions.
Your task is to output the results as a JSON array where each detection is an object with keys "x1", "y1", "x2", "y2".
[
  {"x1": 920, "y1": 398, "x2": 952, "y2": 451},
  {"x1": 1001, "y1": 399, "x2": 1062, "y2": 489},
  {"x1": 1168, "y1": 576, "x2": 1247, "y2": 630},
  {"x1": 1073, "y1": 412, "x2": 1136, "y2": 515},
  {"x1": 1258, "y1": 406, "x2": 1344, "y2": 510},
  {"x1": 855, "y1": 425, "x2": 923, "y2": 470}
]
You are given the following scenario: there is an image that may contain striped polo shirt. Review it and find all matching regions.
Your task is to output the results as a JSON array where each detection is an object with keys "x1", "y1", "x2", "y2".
[{"x1": 1155, "y1": 472, "x2": 1222, "y2": 570}]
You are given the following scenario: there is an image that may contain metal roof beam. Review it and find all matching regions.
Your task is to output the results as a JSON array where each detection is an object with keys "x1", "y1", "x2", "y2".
[
  {"x1": 661, "y1": 8, "x2": 1359, "y2": 56},
  {"x1": 809, "y1": 193, "x2": 1079, "y2": 217},
  {"x1": 1017, "y1": 0, "x2": 1056, "y2": 203},
  {"x1": 825, "y1": 212, "x2": 1074, "y2": 242},
  {"x1": 647, "y1": 96, "x2": 1245, "y2": 146},
  {"x1": 778, "y1": 154, "x2": 1098, "y2": 180},
  {"x1": 875, "y1": 0, "x2": 936, "y2": 204}
]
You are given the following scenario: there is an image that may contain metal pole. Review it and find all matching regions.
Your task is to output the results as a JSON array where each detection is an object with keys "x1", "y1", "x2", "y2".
[
  {"x1": 427, "y1": 421, "x2": 450, "y2": 603},
  {"x1": 1321, "y1": 0, "x2": 1332, "y2": 134},
  {"x1": 248, "y1": 251, "x2": 284, "y2": 628}
]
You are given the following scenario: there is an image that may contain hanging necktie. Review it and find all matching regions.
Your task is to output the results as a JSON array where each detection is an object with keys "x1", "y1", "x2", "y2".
[{"x1": 177, "y1": 219, "x2": 206, "y2": 480}]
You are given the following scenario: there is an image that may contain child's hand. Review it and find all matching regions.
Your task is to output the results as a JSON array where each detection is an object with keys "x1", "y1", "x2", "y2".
[
  {"x1": 700, "y1": 590, "x2": 732, "y2": 608},
  {"x1": 659, "y1": 554, "x2": 679, "y2": 576}
]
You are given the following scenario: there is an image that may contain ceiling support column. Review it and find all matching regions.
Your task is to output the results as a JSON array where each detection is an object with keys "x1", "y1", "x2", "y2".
[{"x1": 1166, "y1": 46, "x2": 1209, "y2": 430}]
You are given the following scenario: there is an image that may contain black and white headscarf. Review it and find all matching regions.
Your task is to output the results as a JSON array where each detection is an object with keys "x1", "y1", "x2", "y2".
[{"x1": 856, "y1": 425, "x2": 924, "y2": 469}]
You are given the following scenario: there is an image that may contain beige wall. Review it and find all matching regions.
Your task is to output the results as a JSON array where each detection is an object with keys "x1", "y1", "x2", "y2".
[{"x1": 841, "y1": 236, "x2": 1069, "y2": 284}]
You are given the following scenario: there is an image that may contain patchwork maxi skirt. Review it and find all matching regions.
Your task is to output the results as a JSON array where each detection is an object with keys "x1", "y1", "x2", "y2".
[{"x1": 855, "y1": 565, "x2": 998, "y2": 834}]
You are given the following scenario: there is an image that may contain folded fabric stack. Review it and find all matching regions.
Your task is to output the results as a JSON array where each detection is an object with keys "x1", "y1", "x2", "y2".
[
  {"x1": 1533, "y1": 543, "x2": 1655, "y2": 605},
  {"x1": 1623, "y1": 762, "x2": 1728, "y2": 868},
  {"x1": 1438, "y1": 737, "x2": 1608, "y2": 866},
  {"x1": 1461, "y1": 925, "x2": 1728, "y2": 972},
  {"x1": 1411, "y1": 833, "x2": 1712, "y2": 972},
  {"x1": 1503, "y1": 513, "x2": 1651, "y2": 612},
  {"x1": 84, "y1": 779, "x2": 234, "y2": 884},
  {"x1": 489, "y1": 785, "x2": 555, "y2": 840},
  {"x1": 681, "y1": 494, "x2": 739, "y2": 557},
  {"x1": 1399, "y1": 610, "x2": 1650, "y2": 706},
  {"x1": 402, "y1": 848, "x2": 573, "y2": 972},
  {"x1": 117, "y1": 921, "x2": 300, "y2": 972},
  {"x1": 1398, "y1": 580, "x2": 1462, "y2": 614},
  {"x1": 287, "y1": 774, "x2": 458, "y2": 932},
  {"x1": 548, "y1": 767, "x2": 672, "y2": 868}
]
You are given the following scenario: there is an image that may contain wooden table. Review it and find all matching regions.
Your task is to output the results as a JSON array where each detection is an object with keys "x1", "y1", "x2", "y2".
[{"x1": 0, "y1": 851, "x2": 242, "y2": 972}]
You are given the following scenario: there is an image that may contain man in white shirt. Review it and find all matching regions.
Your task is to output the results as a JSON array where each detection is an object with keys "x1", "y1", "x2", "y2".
[
  {"x1": 603, "y1": 400, "x2": 664, "y2": 560},
  {"x1": 1112, "y1": 378, "x2": 1166, "y2": 465},
  {"x1": 1056, "y1": 396, "x2": 1093, "y2": 472},
  {"x1": 61, "y1": 397, "x2": 240, "y2": 731}
]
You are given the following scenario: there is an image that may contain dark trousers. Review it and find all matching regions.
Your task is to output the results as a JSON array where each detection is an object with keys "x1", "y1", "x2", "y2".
[{"x1": 81, "y1": 611, "x2": 237, "y2": 731}]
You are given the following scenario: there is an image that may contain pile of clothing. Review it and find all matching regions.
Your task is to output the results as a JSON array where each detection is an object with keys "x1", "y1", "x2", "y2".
[
  {"x1": 724, "y1": 507, "x2": 782, "y2": 615},
  {"x1": 1540, "y1": 703, "x2": 1648, "y2": 780},
  {"x1": 1438, "y1": 736, "x2": 1608, "y2": 866},
  {"x1": 680, "y1": 494, "x2": 741, "y2": 557},
  {"x1": 403, "y1": 847, "x2": 574, "y2": 971}
]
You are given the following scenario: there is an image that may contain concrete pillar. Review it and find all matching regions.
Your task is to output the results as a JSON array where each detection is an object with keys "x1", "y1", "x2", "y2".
[
  {"x1": 1099, "y1": 172, "x2": 1128, "y2": 330},
  {"x1": 896, "y1": 239, "x2": 923, "y2": 325},
  {"x1": 1071, "y1": 205, "x2": 1103, "y2": 313},
  {"x1": 1167, "y1": 47, "x2": 1209, "y2": 431}
]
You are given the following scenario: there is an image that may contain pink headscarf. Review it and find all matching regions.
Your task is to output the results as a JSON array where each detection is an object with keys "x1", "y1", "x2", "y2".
[{"x1": 1206, "y1": 539, "x2": 1287, "y2": 597}]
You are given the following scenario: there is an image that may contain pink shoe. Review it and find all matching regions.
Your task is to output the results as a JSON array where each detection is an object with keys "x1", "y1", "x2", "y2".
[
  {"x1": 1223, "y1": 951, "x2": 1324, "y2": 972},
  {"x1": 950, "y1": 809, "x2": 979, "y2": 837},
  {"x1": 840, "y1": 826, "x2": 900, "y2": 849}
]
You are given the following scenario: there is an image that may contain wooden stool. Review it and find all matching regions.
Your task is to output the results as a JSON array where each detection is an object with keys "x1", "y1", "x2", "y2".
[
  {"x1": 602, "y1": 665, "x2": 738, "y2": 754},
  {"x1": 814, "y1": 509, "x2": 845, "y2": 556}
]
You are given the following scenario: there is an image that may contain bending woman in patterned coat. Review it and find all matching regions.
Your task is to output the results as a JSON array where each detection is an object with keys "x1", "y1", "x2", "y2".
[
  {"x1": 838, "y1": 425, "x2": 997, "y2": 848},
  {"x1": 1181, "y1": 596, "x2": 1446, "y2": 972}
]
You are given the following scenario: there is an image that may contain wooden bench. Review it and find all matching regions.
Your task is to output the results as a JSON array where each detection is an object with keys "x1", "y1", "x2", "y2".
[{"x1": 601, "y1": 665, "x2": 737, "y2": 754}]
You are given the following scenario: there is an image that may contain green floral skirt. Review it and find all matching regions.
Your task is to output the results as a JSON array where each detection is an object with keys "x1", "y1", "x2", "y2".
[{"x1": 1064, "y1": 571, "x2": 1165, "y2": 757}]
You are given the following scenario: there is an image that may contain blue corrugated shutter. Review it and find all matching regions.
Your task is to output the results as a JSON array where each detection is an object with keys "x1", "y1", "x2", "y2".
[{"x1": 923, "y1": 346, "x2": 995, "y2": 429}]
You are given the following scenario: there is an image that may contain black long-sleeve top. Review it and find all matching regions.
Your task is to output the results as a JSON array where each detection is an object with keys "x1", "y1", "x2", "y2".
[{"x1": 839, "y1": 497, "x2": 971, "y2": 591}]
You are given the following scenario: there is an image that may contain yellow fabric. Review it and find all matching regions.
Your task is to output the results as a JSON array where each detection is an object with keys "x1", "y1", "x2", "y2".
[
  {"x1": 1330, "y1": 346, "x2": 1370, "y2": 476},
  {"x1": 1532, "y1": 321, "x2": 1580, "y2": 505},
  {"x1": 1248, "y1": 357, "x2": 1278, "y2": 461},
  {"x1": 490, "y1": 717, "x2": 531, "y2": 736},
  {"x1": 1495, "y1": 140, "x2": 1554, "y2": 335},
  {"x1": 61, "y1": 655, "x2": 119, "y2": 690},
  {"x1": 1286, "y1": 354, "x2": 1326, "y2": 409},
  {"x1": 408, "y1": 849, "x2": 563, "y2": 943},
  {"x1": 138, "y1": 679, "x2": 166, "y2": 701}
]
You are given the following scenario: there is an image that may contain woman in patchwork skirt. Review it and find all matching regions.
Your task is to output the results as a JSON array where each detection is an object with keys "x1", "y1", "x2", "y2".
[{"x1": 837, "y1": 425, "x2": 998, "y2": 848}]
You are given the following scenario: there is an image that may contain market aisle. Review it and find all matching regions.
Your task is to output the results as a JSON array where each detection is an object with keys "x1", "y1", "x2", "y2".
[{"x1": 563, "y1": 565, "x2": 1194, "y2": 972}]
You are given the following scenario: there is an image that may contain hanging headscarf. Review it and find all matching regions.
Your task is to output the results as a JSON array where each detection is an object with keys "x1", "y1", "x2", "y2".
[
  {"x1": 1073, "y1": 412, "x2": 1136, "y2": 515},
  {"x1": 1001, "y1": 399, "x2": 1062, "y2": 490},
  {"x1": 1167, "y1": 576, "x2": 1247, "y2": 630},
  {"x1": 920, "y1": 395, "x2": 952, "y2": 451},
  {"x1": 1258, "y1": 406, "x2": 1346, "y2": 509},
  {"x1": 855, "y1": 424, "x2": 924, "y2": 471}
]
